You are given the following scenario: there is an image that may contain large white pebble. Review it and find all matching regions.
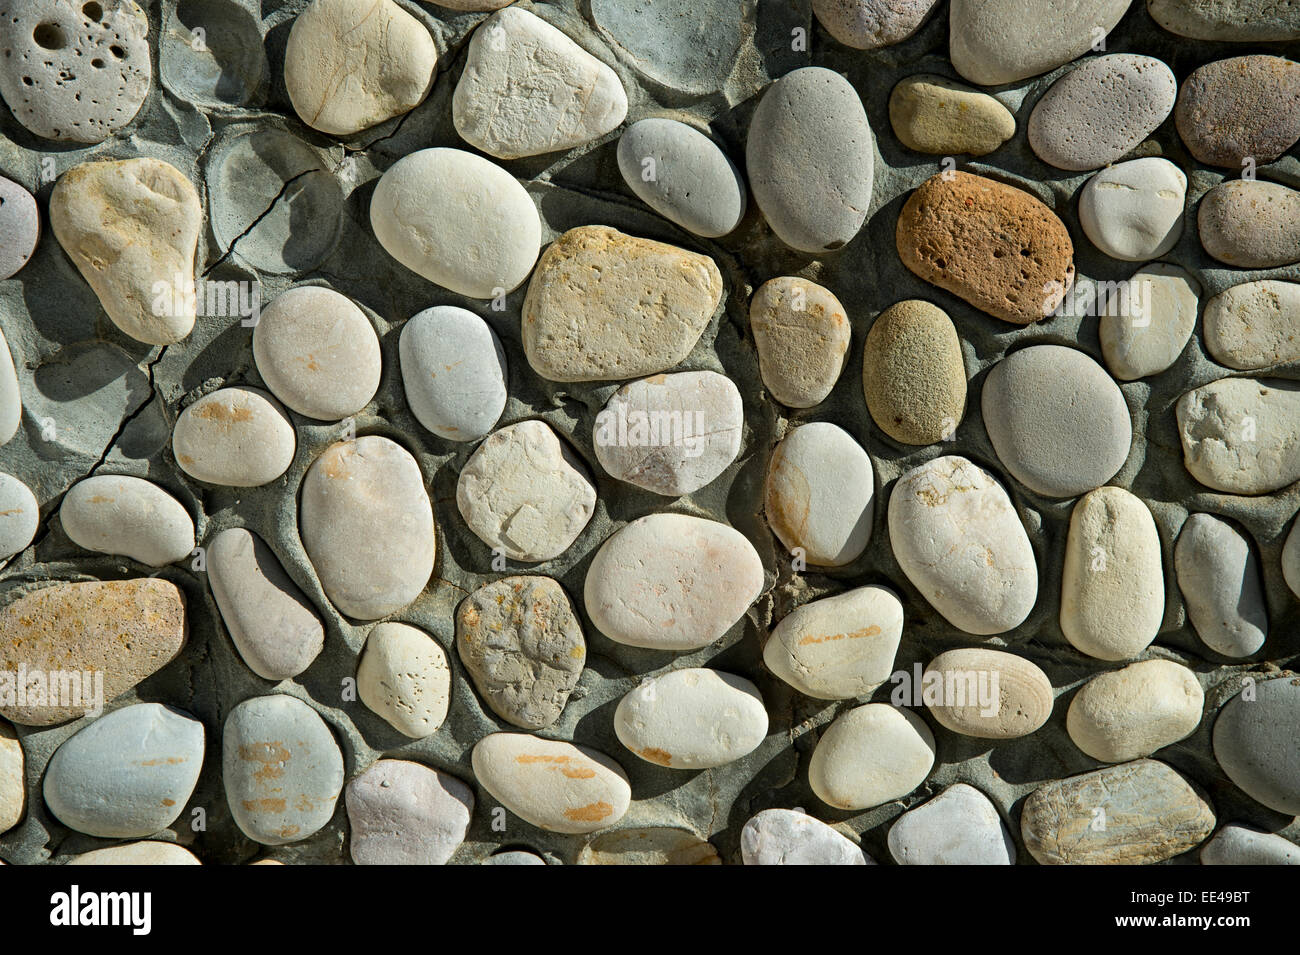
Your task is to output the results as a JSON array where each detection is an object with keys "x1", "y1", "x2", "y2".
[
  {"x1": 1067, "y1": 659, "x2": 1204, "y2": 763},
  {"x1": 1176, "y1": 378, "x2": 1300, "y2": 495},
  {"x1": 809, "y1": 703, "x2": 935, "y2": 810},
  {"x1": 614, "y1": 668, "x2": 767, "y2": 769},
  {"x1": 399, "y1": 306, "x2": 507, "y2": 442},
  {"x1": 370, "y1": 147, "x2": 540, "y2": 298},
  {"x1": 61, "y1": 475, "x2": 195, "y2": 567},
  {"x1": 888, "y1": 456, "x2": 1037, "y2": 636},
  {"x1": 0, "y1": 473, "x2": 38, "y2": 561},
  {"x1": 887, "y1": 783, "x2": 1015, "y2": 865},
  {"x1": 471, "y1": 733, "x2": 630, "y2": 834},
  {"x1": 584, "y1": 512, "x2": 764, "y2": 651},
  {"x1": 172, "y1": 387, "x2": 296, "y2": 487},
  {"x1": 1079, "y1": 158, "x2": 1187, "y2": 261},
  {"x1": 1098, "y1": 263, "x2": 1200, "y2": 381},
  {"x1": 1203, "y1": 280, "x2": 1300, "y2": 371},
  {"x1": 763, "y1": 585, "x2": 903, "y2": 700},
  {"x1": 741, "y1": 808, "x2": 872, "y2": 865},
  {"x1": 357, "y1": 622, "x2": 451, "y2": 738},
  {"x1": 0, "y1": 325, "x2": 20, "y2": 445},
  {"x1": 69, "y1": 842, "x2": 201, "y2": 865},
  {"x1": 923, "y1": 648, "x2": 1053, "y2": 740}
]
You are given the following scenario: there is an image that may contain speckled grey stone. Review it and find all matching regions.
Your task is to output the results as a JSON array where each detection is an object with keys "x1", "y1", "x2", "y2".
[
  {"x1": 1201, "y1": 824, "x2": 1300, "y2": 865},
  {"x1": 1213, "y1": 678, "x2": 1300, "y2": 815},
  {"x1": 1199, "y1": 179, "x2": 1300, "y2": 269},
  {"x1": 1174, "y1": 513, "x2": 1267, "y2": 658},
  {"x1": 1176, "y1": 55, "x2": 1300, "y2": 168},
  {"x1": 0, "y1": 175, "x2": 38, "y2": 280},
  {"x1": 812, "y1": 0, "x2": 940, "y2": 50},
  {"x1": 617, "y1": 118, "x2": 746, "y2": 238},
  {"x1": 1149, "y1": 0, "x2": 1300, "y2": 41}
]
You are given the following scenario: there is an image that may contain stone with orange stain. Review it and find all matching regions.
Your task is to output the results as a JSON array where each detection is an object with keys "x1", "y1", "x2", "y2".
[
  {"x1": 763, "y1": 585, "x2": 903, "y2": 700},
  {"x1": 471, "y1": 733, "x2": 630, "y2": 834},
  {"x1": 614, "y1": 668, "x2": 767, "y2": 769},
  {"x1": 172, "y1": 386, "x2": 296, "y2": 487},
  {"x1": 0, "y1": 473, "x2": 38, "y2": 561},
  {"x1": 60, "y1": 475, "x2": 195, "y2": 567},
  {"x1": 749, "y1": 277, "x2": 851, "y2": 409},
  {"x1": 223, "y1": 695, "x2": 344, "y2": 846}
]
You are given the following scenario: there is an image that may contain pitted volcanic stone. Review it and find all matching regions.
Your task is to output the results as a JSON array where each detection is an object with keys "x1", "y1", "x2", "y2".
[
  {"x1": 1175, "y1": 55, "x2": 1300, "y2": 168},
  {"x1": 1149, "y1": 0, "x2": 1300, "y2": 40},
  {"x1": 1203, "y1": 280, "x2": 1300, "y2": 370},
  {"x1": 357, "y1": 622, "x2": 451, "y2": 738}
]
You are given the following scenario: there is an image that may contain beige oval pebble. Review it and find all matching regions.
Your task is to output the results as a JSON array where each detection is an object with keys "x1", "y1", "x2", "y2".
[
  {"x1": 60, "y1": 475, "x2": 195, "y2": 567},
  {"x1": 172, "y1": 387, "x2": 296, "y2": 487},
  {"x1": 584, "y1": 513, "x2": 764, "y2": 651},
  {"x1": 1098, "y1": 263, "x2": 1201, "y2": 381},
  {"x1": 749, "y1": 277, "x2": 851, "y2": 408},
  {"x1": 763, "y1": 585, "x2": 903, "y2": 700},
  {"x1": 863, "y1": 299, "x2": 967, "y2": 445},
  {"x1": 614, "y1": 668, "x2": 768, "y2": 769},
  {"x1": 1176, "y1": 377, "x2": 1300, "y2": 495},
  {"x1": 0, "y1": 720, "x2": 21, "y2": 835},
  {"x1": 809, "y1": 703, "x2": 935, "y2": 810},
  {"x1": 923, "y1": 648, "x2": 1053, "y2": 739},
  {"x1": 471, "y1": 733, "x2": 631, "y2": 834},
  {"x1": 1203, "y1": 280, "x2": 1300, "y2": 371},
  {"x1": 1067, "y1": 659, "x2": 1204, "y2": 763},
  {"x1": 889, "y1": 74, "x2": 1016, "y2": 156},
  {"x1": 69, "y1": 842, "x2": 201, "y2": 866},
  {"x1": 357, "y1": 622, "x2": 451, "y2": 738}
]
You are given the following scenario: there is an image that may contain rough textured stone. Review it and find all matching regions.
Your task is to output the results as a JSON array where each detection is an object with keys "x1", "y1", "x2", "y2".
[
  {"x1": 765, "y1": 421, "x2": 874, "y2": 566},
  {"x1": 1067, "y1": 660, "x2": 1204, "y2": 763},
  {"x1": 593, "y1": 371, "x2": 743, "y2": 496},
  {"x1": 1213, "y1": 678, "x2": 1300, "y2": 815},
  {"x1": 1098, "y1": 263, "x2": 1200, "y2": 380},
  {"x1": 0, "y1": 473, "x2": 38, "y2": 561},
  {"x1": 896, "y1": 171, "x2": 1076, "y2": 325},
  {"x1": 1176, "y1": 377, "x2": 1300, "y2": 494},
  {"x1": 521, "y1": 225, "x2": 723, "y2": 383},
  {"x1": 1175, "y1": 55, "x2": 1300, "y2": 167},
  {"x1": 300, "y1": 436, "x2": 435, "y2": 620},
  {"x1": 578, "y1": 827, "x2": 720, "y2": 865},
  {"x1": 863, "y1": 299, "x2": 966, "y2": 445},
  {"x1": 457, "y1": 420, "x2": 596, "y2": 562},
  {"x1": 614, "y1": 668, "x2": 767, "y2": 769},
  {"x1": 285, "y1": 0, "x2": 436, "y2": 136},
  {"x1": 888, "y1": 456, "x2": 1037, "y2": 636},
  {"x1": 471, "y1": 733, "x2": 631, "y2": 834},
  {"x1": 399, "y1": 306, "x2": 508, "y2": 443},
  {"x1": 1201, "y1": 824, "x2": 1300, "y2": 865},
  {"x1": 172, "y1": 387, "x2": 296, "y2": 487},
  {"x1": 1028, "y1": 54, "x2": 1176, "y2": 171},
  {"x1": 982, "y1": 344, "x2": 1131, "y2": 498},
  {"x1": 1022, "y1": 760, "x2": 1216, "y2": 865},
  {"x1": 809, "y1": 703, "x2": 935, "y2": 810},
  {"x1": 0, "y1": 175, "x2": 38, "y2": 279},
  {"x1": 584, "y1": 512, "x2": 763, "y2": 651},
  {"x1": 887, "y1": 783, "x2": 1015, "y2": 865},
  {"x1": 923, "y1": 648, "x2": 1053, "y2": 740},
  {"x1": 889, "y1": 74, "x2": 1015, "y2": 156},
  {"x1": 746, "y1": 67, "x2": 875, "y2": 253},
  {"x1": 357, "y1": 622, "x2": 451, "y2": 738},
  {"x1": 1203, "y1": 280, "x2": 1300, "y2": 371},
  {"x1": 0, "y1": 720, "x2": 22, "y2": 834},
  {"x1": 50, "y1": 158, "x2": 203, "y2": 345},
  {"x1": 1198, "y1": 179, "x2": 1300, "y2": 269},
  {"x1": 1149, "y1": 0, "x2": 1300, "y2": 40},
  {"x1": 453, "y1": 6, "x2": 627, "y2": 159},
  {"x1": 1079, "y1": 158, "x2": 1186, "y2": 261},
  {"x1": 749, "y1": 277, "x2": 851, "y2": 409},
  {"x1": 68, "y1": 842, "x2": 201, "y2": 865},
  {"x1": 456, "y1": 576, "x2": 584, "y2": 731},
  {"x1": 741, "y1": 808, "x2": 872, "y2": 865},
  {"x1": 1175, "y1": 514, "x2": 1267, "y2": 658},
  {"x1": 60, "y1": 475, "x2": 195, "y2": 567},
  {"x1": 812, "y1": 0, "x2": 939, "y2": 49},
  {"x1": 345, "y1": 759, "x2": 473, "y2": 865},
  {"x1": 223, "y1": 695, "x2": 344, "y2": 846}
]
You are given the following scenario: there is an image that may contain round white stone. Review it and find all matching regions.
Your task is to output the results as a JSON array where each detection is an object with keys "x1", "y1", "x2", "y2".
[
  {"x1": 1098, "y1": 264, "x2": 1201, "y2": 381},
  {"x1": 1079, "y1": 158, "x2": 1187, "y2": 261},
  {"x1": 809, "y1": 703, "x2": 935, "y2": 810},
  {"x1": 399, "y1": 305, "x2": 508, "y2": 443},
  {"x1": 0, "y1": 473, "x2": 38, "y2": 561},
  {"x1": 357, "y1": 622, "x2": 452, "y2": 738},
  {"x1": 60, "y1": 475, "x2": 195, "y2": 567},
  {"x1": 741, "y1": 808, "x2": 872, "y2": 865},
  {"x1": 172, "y1": 387, "x2": 296, "y2": 487},
  {"x1": 1067, "y1": 659, "x2": 1204, "y2": 763},
  {"x1": 614, "y1": 668, "x2": 767, "y2": 769},
  {"x1": 887, "y1": 783, "x2": 1015, "y2": 865},
  {"x1": 345, "y1": 759, "x2": 473, "y2": 866}
]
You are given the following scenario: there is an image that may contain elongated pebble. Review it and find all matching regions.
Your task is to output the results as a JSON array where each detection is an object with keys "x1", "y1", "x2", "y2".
[
  {"x1": 1202, "y1": 824, "x2": 1300, "y2": 865},
  {"x1": 0, "y1": 175, "x2": 39, "y2": 279},
  {"x1": 0, "y1": 473, "x2": 38, "y2": 561},
  {"x1": 1175, "y1": 514, "x2": 1267, "y2": 658},
  {"x1": 69, "y1": 842, "x2": 201, "y2": 866},
  {"x1": 60, "y1": 475, "x2": 195, "y2": 567},
  {"x1": 1098, "y1": 263, "x2": 1200, "y2": 381},
  {"x1": 0, "y1": 325, "x2": 18, "y2": 446},
  {"x1": 0, "y1": 720, "x2": 22, "y2": 834},
  {"x1": 749, "y1": 277, "x2": 851, "y2": 409},
  {"x1": 578, "y1": 827, "x2": 720, "y2": 865},
  {"x1": 949, "y1": 0, "x2": 1130, "y2": 86},
  {"x1": 399, "y1": 306, "x2": 508, "y2": 443},
  {"x1": 862, "y1": 299, "x2": 966, "y2": 445},
  {"x1": 617, "y1": 118, "x2": 746, "y2": 238},
  {"x1": 889, "y1": 74, "x2": 1015, "y2": 156}
]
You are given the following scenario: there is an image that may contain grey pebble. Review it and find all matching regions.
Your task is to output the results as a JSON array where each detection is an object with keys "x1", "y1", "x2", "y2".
[
  {"x1": 1213, "y1": 677, "x2": 1300, "y2": 815},
  {"x1": 1201, "y1": 824, "x2": 1300, "y2": 865},
  {"x1": 1174, "y1": 513, "x2": 1267, "y2": 659},
  {"x1": 617, "y1": 118, "x2": 746, "y2": 238},
  {"x1": 0, "y1": 175, "x2": 39, "y2": 279}
]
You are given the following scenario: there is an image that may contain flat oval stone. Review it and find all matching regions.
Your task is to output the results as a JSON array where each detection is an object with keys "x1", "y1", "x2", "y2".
[
  {"x1": 1067, "y1": 659, "x2": 1204, "y2": 763},
  {"x1": 0, "y1": 175, "x2": 39, "y2": 279},
  {"x1": 457, "y1": 420, "x2": 596, "y2": 562},
  {"x1": 1174, "y1": 513, "x2": 1267, "y2": 658},
  {"x1": 1176, "y1": 377, "x2": 1300, "y2": 494},
  {"x1": 1060, "y1": 486, "x2": 1164, "y2": 661},
  {"x1": 0, "y1": 326, "x2": 18, "y2": 445},
  {"x1": 0, "y1": 473, "x2": 38, "y2": 561},
  {"x1": 50, "y1": 158, "x2": 203, "y2": 345},
  {"x1": 208, "y1": 528, "x2": 323, "y2": 682},
  {"x1": 1098, "y1": 263, "x2": 1201, "y2": 381},
  {"x1": 614, "y1": 668, "x2": 767, "y2": 769},
  {"x1": 300, "y1": 436, "x2": 435, "y2": 620},
  {"x1": 1175, "y1": 55, "x2": 1300, "y2": 167},
  {"x1": 888, "y1": 456, "x2": 1037, "y2": 636},
  {"x1": 1149, "y1": 0, "x2": 1300, "y2": 40},
  {"x1": 370, "y1": 147, "x2": 541, "y2": 298},
  {"x1": 749, "y1": 277, "x2": 850, "y2": 409},
  {"x1": 482, "y1": 850, "x2": 546, "y2": 865},
  {"x1": 252, "y1": 286, "x2": 382, "y2": 421},
  {"x1": 285, "y1": 0, "x2": 436, "y2": 136},
  {"x1": 1199, "y1": 179, "x2": 1300, "y2": 269},
  {"x1": 1028, "y1": 55, "x2": 1177, "y2": 171},
  {"x1": 809, "y1": 703, "x2": 935, "y2": 810},
  {"x1": 346, "y1": 759, "x2": 473, "y2": 865},
  {"x1": 357, "y1": 622, "x2": 451, "y2": 738},
  {"x1": 223, "y1": 695, "x2": 344, "y2": 845},
  {"x1": 765, "y1": 421, "x2": 874, "y2": 567},
  {"x1": 763, "y1": 585, "x2": 903, "y2": 700},
  {"x1": 471, "y1": 733, "x2": 631, "y2": 834},
  {"x1": 887, "y1": 783, "x2": 1015, "y2": 865},
  {"x1": 60, "y1": 475, "x2": 195, "y2": 567},
  {"x1": 1285, "y1": 517, "x2": 1300, "y2": 600},
  {"x1": 1213, "y1": 678, "x2": 1300, "y2": 815},
  {"x1": 69, "y1": 842, "x2": 201, "y2": 865},
  {"x1": 812, "y1": 0, "x2": 939, "y2": 49},
  {"x1": 923, "y1": 648, "x2": 1053, "y2": 739},
  {"x1": 453, "y1": 6, "x2": 627, "y2": 159},
  {"x1": 584, "y1": 512, "x2": 763, "y2": 651},
  {"x1": 0, "y1": 579, "x2": 186, "y2": 726},
  {"x1": 1022, "y1": 760, "x2": 1215, "y2": 864},
  {"x1": 578, "y1": 827, "x2": 720, "y2": 865},
  {"x1": 172, "y1": 387, "x2": 296, "y2": 487},
  {"x1": 982, "y1": 344, "x2": 1131, "y2": 498},
  {"x1": 0, "y1": 720, "x2": 23, "y2": 834},
  {"x1": 617, "y1": 118, "x2": 746, "y2": 238},
  {"x1": 889, "y1": 74, "x2": 1015, "y2": 156},
  {"x1": 0, "y1": 0, "x2": 150, "y2": 142},
  {"x1": 456, "y1": 576, "x2": 584, "y2": 730},
  {"x1": 44, "y1": 702, "x2": 204, "y2": 839},
  {"x1": 593, "y1": 371, "x2": 743, "y2": 496},
  {"x1": 1201, "y1": 824, "x2": 1300, "y2": 865},
  {"x1": 949, "y1": 0, "x2": 1131, "y2": 86},
  {"x1": 746, "y1": 67, "x2": 875, "y2": 253},
  {"x1": 1079, "y1": 158, "x2": 1186, "y2": 261},
  {"x1": 522, "y1": 225, "x2": 723, "y2": 382},
  {"x1": 399, "y1": 306, "x2": 507, "y2": 442},
  {"x1": 1203, "y1": 280, "x2": 1300, "y2": 370},
  {"x1": 741, "y1": 808, "x2": 872, "y2": 865},
  {"x1": 863, "y1": 299, "x2": 966, "y2": 445},
  {"x1": 896, "y1": 171, "x2": 1075, "y2": 325}
]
